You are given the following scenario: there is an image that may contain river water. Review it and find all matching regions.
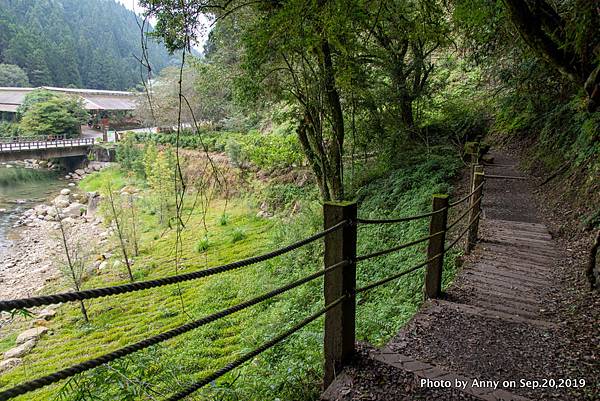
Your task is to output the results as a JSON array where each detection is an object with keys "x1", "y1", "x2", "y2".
[{"x1": 0, "y1": 166, "x2": 65, "y2": 250}]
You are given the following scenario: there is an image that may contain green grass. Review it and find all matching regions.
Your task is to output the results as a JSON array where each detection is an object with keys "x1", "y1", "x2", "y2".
[
  {"x1": 78, "y1": 167, "x2": 133, "y2": 193},
  {"x1": 0, "y1": 148, "x2": 466, "y2": 401}
]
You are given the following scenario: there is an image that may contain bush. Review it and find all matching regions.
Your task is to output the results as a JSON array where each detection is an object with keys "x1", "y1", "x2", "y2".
[
  {"x1": 196, "y1": 237, "x2": 210, "y2": 253},
  {"x1": 0, "y1": 121, "x2": 23, "y2": 138},
  {"x1": 231, "y1": 228, "x2": 246, "y2": 243},
  {"x1": 19, "y1": 96, "x2": 88, "y2": 138},
  {"x1": 219, "y1": 213, "x2": 229, "y2": 226}
]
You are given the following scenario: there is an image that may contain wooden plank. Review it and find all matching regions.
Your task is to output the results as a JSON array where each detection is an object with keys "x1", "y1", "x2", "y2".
[
  {"x1": 465, "y1": 270, "x2": 544, "y2": 290},
  {"x1": 471, "y1": 265, "x2": 549, "y2": 286},
  {"x1": 476, "y1": 258, "x2": 553, "y2": 275},
  {"x1": 462, "y1": 286, "x2": 541, "y2": 306},
  {"x1": 433, "y1": 299, "x2": 557, "y2": 328}
]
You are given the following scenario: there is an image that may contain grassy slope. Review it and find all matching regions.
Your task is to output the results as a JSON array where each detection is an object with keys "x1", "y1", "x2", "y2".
[{"x1": 0, "y1": 148, "x2": 464, "y2": 401}]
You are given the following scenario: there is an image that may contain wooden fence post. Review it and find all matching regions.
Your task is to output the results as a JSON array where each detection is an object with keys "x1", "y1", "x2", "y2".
[
  {"x1": 323, "y1": 201, "x2": 357, "y2": 388},
  {"x1": 467, "y1": 166, "x2": 485, "y2": 252},
  {"x1": 425, "y1": 194, "x2": 449, "y2": 299}
]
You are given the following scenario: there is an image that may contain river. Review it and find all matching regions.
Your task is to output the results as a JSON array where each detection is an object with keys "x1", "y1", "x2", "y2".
[{"x1": 0, "y1": 165, "x2": 65, "y2": 251}]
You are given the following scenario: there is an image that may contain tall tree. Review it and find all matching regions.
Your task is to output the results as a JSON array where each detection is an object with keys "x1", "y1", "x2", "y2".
[{"x1": 0, "y1": 64, "x2": 30, "y2": 87}]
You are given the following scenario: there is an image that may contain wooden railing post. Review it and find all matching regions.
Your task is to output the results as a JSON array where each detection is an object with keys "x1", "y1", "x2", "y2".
[
  {"x1": 323, "y1": 201, "x2": 357, "y2": 388},
  {"x1": 425, "y1": 194, "x2": 449, "y2": 299},
  {"x1": 467, "y1": 166, "x2": 485, "y2": 252}
]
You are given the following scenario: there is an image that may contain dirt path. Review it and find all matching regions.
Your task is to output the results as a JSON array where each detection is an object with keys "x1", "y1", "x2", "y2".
[{"x1": 321, "y1": 150, "x2": 599, "y2": 401}]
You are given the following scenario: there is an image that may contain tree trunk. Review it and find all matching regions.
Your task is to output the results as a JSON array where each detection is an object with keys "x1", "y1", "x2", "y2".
[
  {"x1": 320, "y1": 37, "x2": 345, "y2": 201},
  {"x1": 297, "y1": 114, "x2": 330, "y2": 201},
  {"x1": 502, "y1": 0, "x2": 585, "y2": 84}
]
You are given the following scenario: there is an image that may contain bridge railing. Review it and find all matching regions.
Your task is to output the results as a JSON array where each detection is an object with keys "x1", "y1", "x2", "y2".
[
  {"x1": 0, "y1": 137, "x2": 95, "y2": 153},
  {"x1": 0, "y1": 135, "x2": 67, "y2": 143},
  {"x1": 0, "y1": 167, "x2": 488, "y2": 401}
]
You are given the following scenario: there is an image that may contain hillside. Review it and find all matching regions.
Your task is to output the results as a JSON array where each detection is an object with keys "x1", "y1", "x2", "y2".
[{"x1": 0, "y1": 0, "x2": 173, "y2": 90}]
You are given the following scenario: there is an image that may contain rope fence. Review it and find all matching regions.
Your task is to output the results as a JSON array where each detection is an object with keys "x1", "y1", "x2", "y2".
[
  {"x1": 0, "y1": 220, "x2": 349, "y2": 313},
  {"x1": 0, "y1": 162, "x2": 490, "y2": 401},
  {"x1": 165, "y1": 296, "x2": 346, "y2": 401}
]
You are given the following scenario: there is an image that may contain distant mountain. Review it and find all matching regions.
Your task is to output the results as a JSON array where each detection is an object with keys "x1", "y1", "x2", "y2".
[{"x1": 0, "y1": 0, "x2": 175, "y2": 90}]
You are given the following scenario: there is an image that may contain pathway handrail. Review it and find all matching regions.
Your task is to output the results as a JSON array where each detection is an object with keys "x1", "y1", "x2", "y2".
[
  {"x1": 448, "y1": 182, "x2": 484, "y2": 208},
  {"x1": 0, "y1": 220, "x2": 349, "y2": 313},
  {"x1": 356, "y1": 252, "x2": 443, "y2": 293},
  {"x1": 166, "y1": 296, "x2": 347, "y2": 401},
  {"x1": 0, "y1": 137, "x2": 94, "y2": 153},
  {"x1": 356, "y1": 230, "x2": 445, "y2": 262},
  {"x1": 446, "y1": 195, "x2": 483, "y2": 232},
  {"x1": 356, "y1": 207, "x2": 447, "y2": 225},
  {"x1": 0, "y1": 261, "x2": 350, "y2": 400}
]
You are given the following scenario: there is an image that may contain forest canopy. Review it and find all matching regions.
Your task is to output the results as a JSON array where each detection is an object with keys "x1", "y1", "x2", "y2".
[
  {"x1": 0, "y1": 0, "x2": 174, "y2": 90},
  {"x1": 139, "y1": 0, "x2": 599, "y2": 202}
]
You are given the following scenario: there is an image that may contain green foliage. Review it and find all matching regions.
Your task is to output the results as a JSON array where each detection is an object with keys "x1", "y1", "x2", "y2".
[
  {"x1": 116, "y1": 135, "x2": 145, "y2": 177},
  {"x1": 219, "y1": 213, "x2": 229, "y2": 226},
  {"x1": 143, "y1": 143, "x2": 175, "y2": 226},
  {"x1": 79, "y1": 167, "x2": 129, "y2": 194},
  {"x1": 196, "y1": 236, "x2": 210, "y2": 253},
  {"x1": 16, "y1": 89, "x2": 58, "y2": 118},
  {"x1": 0, "y1": 121, "x2": 23, "y2": 138},
  {"x1": 19, "y1": 96, "x2": 88, "y2": 138},
  {"x1": 231, "y1": 228, "x2": 246, "y2": 243},
  {"x1": 129, "y1": 129, "x2": 304, "y2": 171},
  {"x1": 0, "y1": 63, "x2": 29, "y2": 87}
]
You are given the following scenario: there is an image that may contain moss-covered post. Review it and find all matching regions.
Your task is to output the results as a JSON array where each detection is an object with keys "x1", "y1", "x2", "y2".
[
  {"x1": 425, "y1": 194, "x2": 449, "y2": 299},
  {"x1": 467, "y1": 166, "x2": 485, "y2": 252},
  {"x1": 323, "y1": 201, "x2": 357, "y2": 388}
]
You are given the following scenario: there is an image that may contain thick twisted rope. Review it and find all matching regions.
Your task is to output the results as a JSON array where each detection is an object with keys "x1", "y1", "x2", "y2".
[
  {"x1": 356, "y1": 207, "x2": 447, "y2": 225},
  {"x1": 356, "y1": 252, "x2": 442, "y2": 293},
  {"x1": 446, "y1": 196, "x2": 483, "y2": 232},
  {"x1": 0, "y1": 220, "x2": 349, "y2": 312},
  {"x1": 165, "y1": 296, "x2": 346, "y2": 401},
  {"x1": 444, "y1": 211, "x2": 482, "y2": 252},
  {"x1": 356, "y1": 231, "x2": 444, "y2": 262},
  {"x1": 448, "y1": 182, "x2": 484, "y2": 208},
  {"x1": 0, "y1": 260, "x2": 350, "y2": 400}
]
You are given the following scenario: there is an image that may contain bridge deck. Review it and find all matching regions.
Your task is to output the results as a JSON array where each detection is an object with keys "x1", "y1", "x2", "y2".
[{"x1": 322, "y1": 152, "x2": 593, "y2": 401}]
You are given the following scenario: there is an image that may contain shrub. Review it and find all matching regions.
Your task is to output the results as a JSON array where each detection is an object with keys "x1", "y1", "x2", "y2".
[
  {"x1": 196, "y1": 237, "x2": 210, "y2": 253},
  {"x1": 231, "y1": 228, "x2": 246, "y2": 243},
  {"x1": 219, "y1": 213, "x2": 229, "y2": 226}
]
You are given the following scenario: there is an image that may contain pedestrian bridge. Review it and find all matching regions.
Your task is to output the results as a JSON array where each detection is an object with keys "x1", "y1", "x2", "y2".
[{"x1": 0, "y1": 136, "x2": 95, "y2": 162}]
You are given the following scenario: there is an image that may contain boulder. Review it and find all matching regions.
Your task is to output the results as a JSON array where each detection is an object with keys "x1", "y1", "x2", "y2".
[
  {"x1": 74, "y1": 169, "x2": 86, "y2": 176},
  {"x1": 62, "y1": 202, "x2": 86, "y2": 218},
  {"x1": 37, "y1": 309, "x2": 56, "y2": 320},
  {"x1": 98, "y1": 261, "x2": 109, "y2": 271},
  {"x1": 53, "y1": 195, "x2": 70, "y2": 209},
  {"x1": 34, "y1": 204, "x2": 48, "y2": 216},
  {"x1": 47, "y1": 207, "x2": 58, "y2": 218},
  {"x1": 4, "y1": 339, "x2": 36, "y2": 359},
  {"x1": 16, "y1": 327, "x2": 48, "y2": 345},
  {"x1": 60, "y1": 189, "x2": 71, "y2": 196},
  {"x1": 0, "y1": 358, "x2": 22, "y2": 373},
  {"x1": 120, "y1": 186, "x2": 137, "y2": 195},
  {"x1": 68, "y1": 182, "x2": 76, "y2": 187}
]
